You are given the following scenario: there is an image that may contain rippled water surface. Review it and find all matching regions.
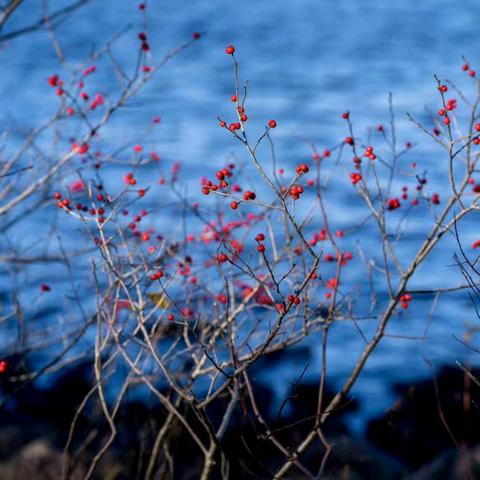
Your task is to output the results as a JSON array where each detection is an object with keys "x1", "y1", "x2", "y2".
[{"x1": 1, "y1": 0, "x2": 480, "y2": 430}]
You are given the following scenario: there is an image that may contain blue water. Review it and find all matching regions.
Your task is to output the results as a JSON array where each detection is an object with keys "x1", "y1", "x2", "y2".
[{"x1": 1, "y1": 0, "x2": 480, "y2": 432}]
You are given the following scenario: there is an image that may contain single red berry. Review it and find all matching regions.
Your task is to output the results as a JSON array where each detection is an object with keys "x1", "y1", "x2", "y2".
[
  {"x1": 255, "y1": 233, "x2": 265, "y2": 242},
  {"x1": 268, "y1": 119, "x2": 277, "y2": 128},
  {"x1": 230, "y1": 201, "x2": 239, "y2": 209},
  {"x1": 387, "y1": 197, "x2": 401, "y2": 211},
  {"x1": 257, "y1": 244, "x2": 265, "y2": 253},
  {"x1": 225, "y1": 44, "x2": 235, "y2": 55},
  {"x1": 0, "y1": 360, "x2": 7, "y2": 373},
  {"x1": 218, "y1": 253, "x2": 228, "y2": 263},
  {"x1": 48, "y1": 74, "x2": 59, "y2": 87},
  {"x1": 439, "y1": 85, "x2": 448, "y2": 93},
  {"x1": 443, "y1": 117, "x2": 451, "y2": 125}
]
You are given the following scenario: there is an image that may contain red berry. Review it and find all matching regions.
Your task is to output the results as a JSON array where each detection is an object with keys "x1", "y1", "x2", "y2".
[
  {"x1": 350, "y1": 172, "x2": 362, "y2": 185},
  {"x1": 439, "y1": 85, "x2": 448, "y2": 93},
  {"x1": 268, "y1": 119, "x2": 277, "y2": 128},
  {"x1": 218, "y1": 253, "x2": 228, "y2": 263},
  {"x1": 387, "y1": 197, "x2": 401, "y2": 211},
  {"x1": 257, "y1": 244, "x2": 265, "y2": 253},
  {"x1": 225, "y1": 44, "x2": 235, "y2": 55},
  {"x1": 255, "y1": 233, "x2": 265, "y2": 242},
  {"x1": 295, "y1": 163, "x2": 309, "y2": 175},
  {"x1": 230, "y1": 201, "x2": 239, "y2": 209},
  {"x1": 48, "y1": 74, "x2": 59, "y2": 87},
  {"x1": 0, "y1": 360, "x2": 7, "y2": 373}
]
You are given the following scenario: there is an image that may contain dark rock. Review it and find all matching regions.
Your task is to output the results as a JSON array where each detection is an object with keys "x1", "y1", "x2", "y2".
[
  {"x1": 367, "y1": 366, "x2": 480, "y2": 469},
  {"x1": 405, "y1": 446, "x2": 480, "y2": 480}
]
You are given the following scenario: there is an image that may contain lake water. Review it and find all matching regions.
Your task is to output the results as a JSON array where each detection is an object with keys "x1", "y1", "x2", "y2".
[{"x1": 1, "y1": 0, "x2": 480, "y2": 432}]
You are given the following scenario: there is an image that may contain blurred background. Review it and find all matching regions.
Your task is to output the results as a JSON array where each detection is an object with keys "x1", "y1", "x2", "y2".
[{"x1": 1, "y1": 1, "x2": 480, "y2": 477}]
